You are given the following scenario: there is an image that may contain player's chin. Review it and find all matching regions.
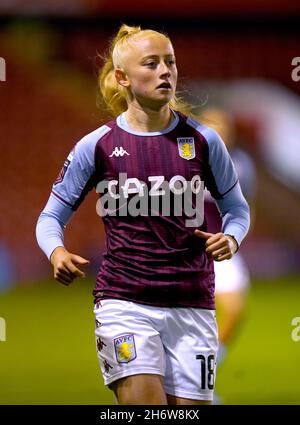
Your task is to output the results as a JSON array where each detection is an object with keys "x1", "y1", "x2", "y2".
[
  {"x1": 150, "y1": 93, "x2": 173, "y2": 108},
  {"x1": 156, "y1": 89, "x2": 174, "y2": 100}
]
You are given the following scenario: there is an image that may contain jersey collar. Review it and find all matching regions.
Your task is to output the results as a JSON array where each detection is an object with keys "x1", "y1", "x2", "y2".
[{"x1": 117, "y1": 110, "x2": 179, "y2": 136}]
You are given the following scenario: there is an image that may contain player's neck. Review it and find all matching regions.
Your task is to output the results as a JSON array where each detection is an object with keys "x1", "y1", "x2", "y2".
[{"x1": 125, "y1": 105, "x2": 174, "y2": 132}]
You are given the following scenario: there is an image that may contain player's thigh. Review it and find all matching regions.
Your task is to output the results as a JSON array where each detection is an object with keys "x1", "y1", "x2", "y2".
[
  {"x1": 112, "y1": 374, "x2": 168, "y2": 405},
  {"x1": 167, "y1": 394, "x2": 212, "y2": 405}
]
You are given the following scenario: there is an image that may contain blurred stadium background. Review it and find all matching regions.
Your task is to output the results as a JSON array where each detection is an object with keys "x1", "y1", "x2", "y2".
[{"x1": 0, "y1": 0, "x2": 299, "y2": 405}]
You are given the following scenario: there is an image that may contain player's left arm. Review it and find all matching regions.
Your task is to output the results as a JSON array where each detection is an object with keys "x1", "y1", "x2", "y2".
[
  {"x1": 195, "y1": 182, "x2": 249, "y2": 260},
  {"x1": 194, "y1": 126, "x2": 250, "y2": 261}
]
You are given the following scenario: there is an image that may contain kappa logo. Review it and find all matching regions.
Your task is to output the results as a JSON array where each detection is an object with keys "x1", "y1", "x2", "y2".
[
  {"x1": 114, "y1": 334, "x2": 137, "y2": 363},
  {"x1": 109, "y1": 147, "x2": 130, "y2": 157},
  {"x1": 95, "y1": 318, "x2": 102, "y2": 328},
  {"x1": 177, "y1": 137, "x2": 195, "y2": 160},
  {"x1": 103, "y1": 360, "x2": 113, "y2": 373},
  {"x1": 96, "y1": 337, "x2": 107, "y2": 352}
]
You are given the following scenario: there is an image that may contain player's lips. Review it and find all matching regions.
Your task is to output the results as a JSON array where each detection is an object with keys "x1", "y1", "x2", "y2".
[{"x1": 156, "y1": 82, "x2": 172, "y2": 90}]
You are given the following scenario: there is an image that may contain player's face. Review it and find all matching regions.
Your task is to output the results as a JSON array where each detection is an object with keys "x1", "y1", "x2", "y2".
[{"x1": 117, "y1": 34, "x2": 178, "y2": 110}]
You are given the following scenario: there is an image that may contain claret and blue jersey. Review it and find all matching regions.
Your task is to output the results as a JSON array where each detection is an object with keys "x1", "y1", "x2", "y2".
[{"x1": 36, "y1": 111, "x2": 250, "y2": 309}]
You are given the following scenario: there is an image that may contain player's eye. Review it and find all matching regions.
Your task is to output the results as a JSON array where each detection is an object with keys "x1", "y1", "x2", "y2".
[
  {"x1": 166, "y1": 58, "x2": 176, "y2": 66},
  {"x1": 143, "y1": 61, "x2": 157, "y2": 68}
]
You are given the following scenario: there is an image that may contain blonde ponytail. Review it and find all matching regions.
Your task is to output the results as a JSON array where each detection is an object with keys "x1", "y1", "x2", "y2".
[
  {"x1": 98, "y1": 24, "x2": 194, "y2": 118},
  {"x1": 98, "y1": 55, "x2": 127, "y2": 117}
]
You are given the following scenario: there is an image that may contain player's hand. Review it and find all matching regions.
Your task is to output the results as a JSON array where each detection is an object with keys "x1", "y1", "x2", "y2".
[
  {"x1": 194, "y1": 230, "x2": 238, "y2": 261},
  {"x1": 50, "y1": 246, "x2": 90, "y2": 286}
]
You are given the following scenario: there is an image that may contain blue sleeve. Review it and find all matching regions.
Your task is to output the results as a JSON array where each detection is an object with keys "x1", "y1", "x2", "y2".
[
  {"x1": 36, "y1": 125, "x2": 111, "y2": 260},
  {"x1": 215, "y1": 182, "x2": 250, "y2": 246},
  {"x1": 51, "y1": 125, "x2": 110, "y2": 209},
  {"x1": 231, "y1": 148, "x2": 256, "y2": 202},
  {"x1": 204, "y1": 127, "x2": 238, "y2": 198},
  {"x1": 203, "y1": 127, "x2": 250, "y2": 246},
  {"x1": 188, "y1": 118, "x2": 250, "y2": 246},
  {"x1": 36, "y1": 194, "x2": 74, "y2": 260},
  {"x1": 204, "y1": 127, "x2": 250, "y2": 245}
]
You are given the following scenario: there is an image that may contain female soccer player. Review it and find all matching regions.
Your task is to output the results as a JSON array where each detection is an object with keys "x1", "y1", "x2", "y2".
[{"x1": 36, "y1": 24, "x2": 250, "y2": 405}]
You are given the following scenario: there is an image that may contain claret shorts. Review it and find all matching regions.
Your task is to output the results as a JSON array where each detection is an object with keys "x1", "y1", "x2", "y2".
[{"x1": 94, "y1": 299, "x2": 218, "y2": 401}]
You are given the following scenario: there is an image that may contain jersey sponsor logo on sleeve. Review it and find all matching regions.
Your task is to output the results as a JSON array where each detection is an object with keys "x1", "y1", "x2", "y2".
[
  {"x1": 177, "y1": 137, "x2": 195, "y2": 160},
  {"x1": 54, "y1": 147, "x2": 75, "y2": 185},
  {"x1": 114, "y1": 334, "x2": 137, "y2": 363}
]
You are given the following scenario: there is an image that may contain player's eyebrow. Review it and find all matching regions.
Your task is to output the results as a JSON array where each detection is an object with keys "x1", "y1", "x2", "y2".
[{"x1": 141, "y1": 54, "x2": 175, "y2": 61}]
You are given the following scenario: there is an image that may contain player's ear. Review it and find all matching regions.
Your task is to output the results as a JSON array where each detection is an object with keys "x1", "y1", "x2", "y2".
[{"x1": 115, "y1": 68, "x2": 130, "y2": 88}]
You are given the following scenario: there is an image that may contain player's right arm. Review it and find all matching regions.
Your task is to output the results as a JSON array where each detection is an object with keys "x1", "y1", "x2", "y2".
[
  {"x1": 35, "y1": 140, "x2": 94, "y2": 286},
  {"x1": 50, "y1": 246, "x2": 89, "y2": 286},
  {"x1": 36, "y1": 125, "x2": 111, "y2": 285},
  {"x1": 36, "y1": 198, "x2": 90, "y2": 285}
]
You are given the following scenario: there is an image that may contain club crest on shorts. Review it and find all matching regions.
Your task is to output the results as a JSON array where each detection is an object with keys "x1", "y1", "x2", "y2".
[
  {"x1": 177, "y1": 137, "x2": 195, "y2": 160},
  {"x1": 114, "y1": 334, "x2": 137, "y2": 364}
]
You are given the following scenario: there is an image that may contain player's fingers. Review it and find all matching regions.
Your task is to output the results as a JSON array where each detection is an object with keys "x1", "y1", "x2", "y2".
[
  {"x1": 205, "y1": 239, "x2": 227, "y2": 253},
  {"x1": 67, "y1": 255, "x2": 90, "y2": 278},
  {"x1": 205, "y1": 235, "x2": 230, "y2": 252},
  {"x1": 55, "y1": 272, "x2": 73, "y2": 285},
  {"x1": 210, "y1": 246, "x2": 229, "y2": 258},
  {"x1": 194, "y1": 230, "x2": 214, "y2": 240},
  {"x1": 214, "y1": 252, "x2": 232, "y2": 262},
  {"x1": 56, "y1": 267, "x2": 73, "y2": 278},
  {"x1": 65, "y1": 262, "x2": 85, "y2": 278},
  {"x1": 55, "y1": 263, "x2": 76, "y2": 279},
  {"x1": 72, "y1": 255, "x2": 90, "y2": 266},
  {"x1": 205, "y1": 233, "x2": 225, "y2": 247},
  {"x1": 57, "y1": 278, "x2": 71, "y2": 286}
]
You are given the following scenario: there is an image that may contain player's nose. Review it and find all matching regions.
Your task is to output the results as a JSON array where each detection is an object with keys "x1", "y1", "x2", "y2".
[{"x1": 158, "y1": 61, "x2": 171, "y2": 77}]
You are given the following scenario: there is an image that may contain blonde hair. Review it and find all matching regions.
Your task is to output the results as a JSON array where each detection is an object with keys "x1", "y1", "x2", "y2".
[{"x1": 98, "y1": 24, "x2": 193, "y2": 117}]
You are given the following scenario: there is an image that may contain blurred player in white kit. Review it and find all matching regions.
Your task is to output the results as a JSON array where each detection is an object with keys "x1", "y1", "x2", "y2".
[{"x1": 201, "y1": 107, "x2": 256, "y2": 403}]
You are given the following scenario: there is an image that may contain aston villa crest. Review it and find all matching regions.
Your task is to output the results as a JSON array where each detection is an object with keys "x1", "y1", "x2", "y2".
[
  {"x1": 114, "y1": 334, "x2": 137, "y2": 364},
  {"x1": 177, "y1": 137, "x2": 195, "y2": 160}
]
